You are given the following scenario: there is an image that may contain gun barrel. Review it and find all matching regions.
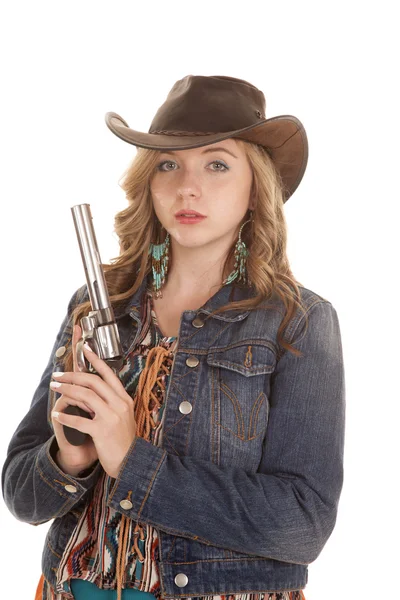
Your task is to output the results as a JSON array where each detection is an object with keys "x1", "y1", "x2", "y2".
[{"x1": 71, "y1": 203, "x2": 111, "y2": 316}]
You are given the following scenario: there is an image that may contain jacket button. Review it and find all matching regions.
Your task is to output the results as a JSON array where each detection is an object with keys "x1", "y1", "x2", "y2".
[
  {"x1": 192, "y1": 316, "x2": 205, "y2": 328},
  {"x1": 179, "y1": 401, "x2": 192, "y2": 414},
  {"x1": 55, "y1": 346, "x2": 66, "y2": 358},
  {"x1": 186, "y1": 356, "x2": 199, "y2": 368},
  {"x1": 120, "y1": 499, "x2": 133, "y2": 510},
  {"x1": 64, "y1": 484, "x2": 77, "y2": 493},
  {"x1": 174, "y1": 573, "x2": 188, "y2": 587}
]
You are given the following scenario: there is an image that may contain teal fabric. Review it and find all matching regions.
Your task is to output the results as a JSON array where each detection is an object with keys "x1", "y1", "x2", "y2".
[{"x1": 70, "y1": 579, "x2": 157, "y2": 599}]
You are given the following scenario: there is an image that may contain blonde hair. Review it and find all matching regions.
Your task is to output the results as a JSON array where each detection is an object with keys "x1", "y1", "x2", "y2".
[{"x1": 62, "y1": 139, "x2": 307, "y2": 371}]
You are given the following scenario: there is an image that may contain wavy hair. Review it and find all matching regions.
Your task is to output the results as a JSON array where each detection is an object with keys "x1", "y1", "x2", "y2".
[{"x1": 62, "y1": 139, "x2": 308, "y2": 371}]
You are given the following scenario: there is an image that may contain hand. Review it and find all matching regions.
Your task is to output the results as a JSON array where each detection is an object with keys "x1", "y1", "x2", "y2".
[
  {"x1": 51, "y1": 337, "x2": 137, "y2": 479},
  {"x1": 51, "y1": 325, "x2": 99, "y2": 476}
]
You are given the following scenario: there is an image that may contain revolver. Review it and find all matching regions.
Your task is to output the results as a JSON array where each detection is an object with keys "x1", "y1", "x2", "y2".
[{"x1": 62, "y1": 203, "x2": 125, "y2": 446}]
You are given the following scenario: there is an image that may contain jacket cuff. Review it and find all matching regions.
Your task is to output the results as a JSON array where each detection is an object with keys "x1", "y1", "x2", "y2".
[
  {"x1": 35, "y1": 436, "x2": 103, "y2": 513},
  {"x1": 107, "y1": 436, "x2": 166, "y2": 519}
]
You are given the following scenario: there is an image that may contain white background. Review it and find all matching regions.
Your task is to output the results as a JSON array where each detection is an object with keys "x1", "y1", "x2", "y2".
[{"x1": 1, "y1": 1, "x2": 399, "y2": 598}]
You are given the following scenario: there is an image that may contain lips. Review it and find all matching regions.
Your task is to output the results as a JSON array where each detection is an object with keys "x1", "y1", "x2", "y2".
[{"x1": 174, "y1": 210, "x2": 206, "y2": 217}]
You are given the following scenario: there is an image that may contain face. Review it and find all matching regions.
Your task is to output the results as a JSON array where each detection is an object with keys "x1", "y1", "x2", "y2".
[{"x1": 150, "y1": 138, "x2": 254, "y2": 254}]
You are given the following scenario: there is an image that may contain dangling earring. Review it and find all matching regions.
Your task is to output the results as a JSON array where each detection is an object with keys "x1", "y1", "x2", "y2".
[
  {"x1": 148, "y1": 228, "x2": 170, "y2": 298},
  {"x1": 222, "y1": 212, "x2": 253, "y2": 287}
]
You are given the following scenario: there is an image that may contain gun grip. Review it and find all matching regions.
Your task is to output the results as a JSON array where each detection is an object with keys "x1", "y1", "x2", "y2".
[{"x1": 62, "y1": 406, "x2": 92, "y2": 446}]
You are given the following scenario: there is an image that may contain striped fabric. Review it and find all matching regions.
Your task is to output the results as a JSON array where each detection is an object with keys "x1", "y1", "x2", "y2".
[{"x1": 43, "y1": 290, "x2": 306, "y2": 600}]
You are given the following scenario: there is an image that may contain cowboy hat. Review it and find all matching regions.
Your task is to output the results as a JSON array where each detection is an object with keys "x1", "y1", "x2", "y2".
[{"x1": 105, "y1": 75, "x2": 308, "y2": 202}]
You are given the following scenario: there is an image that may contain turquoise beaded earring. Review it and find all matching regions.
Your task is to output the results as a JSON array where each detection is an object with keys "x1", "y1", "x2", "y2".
[
  {"x1": 148, "y1": 227, "x2": 170, "y2": 298},
  {"x1": 222, "y1": 212, "x2": 253, "y2": 286}
]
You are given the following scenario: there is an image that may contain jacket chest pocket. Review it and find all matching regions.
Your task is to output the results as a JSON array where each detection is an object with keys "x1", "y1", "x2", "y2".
[{"x1": 207, "y1": 343, "x2": 276, "y2": 443}]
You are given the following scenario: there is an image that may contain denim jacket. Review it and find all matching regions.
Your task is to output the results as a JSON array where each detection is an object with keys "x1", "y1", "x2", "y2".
[{"x1": 2, "y1": 276, "x2": 345, "y2": 597}]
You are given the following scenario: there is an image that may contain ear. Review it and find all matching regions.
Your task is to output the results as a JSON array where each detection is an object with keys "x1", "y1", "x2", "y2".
[
  {"x1": 248, "y1": 179, "x2": 256, "y2": 211},
  {"x1": 248, "y1": 196, "x2": 256, "y2": 211}
]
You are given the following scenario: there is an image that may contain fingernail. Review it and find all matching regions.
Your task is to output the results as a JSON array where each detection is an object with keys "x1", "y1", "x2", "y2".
[
  {"x1": 52, "y1": 372, "x2": 64, "y2": 378},
  {"x1": 50, "y1": 381, "x2": 62, "y2": 388},
  {"x1": 84, "y1": 342, "x2": 95, "y2": 353},
  {"x1": 52, "y1": 411, "x2": 60, "y2": 420}
]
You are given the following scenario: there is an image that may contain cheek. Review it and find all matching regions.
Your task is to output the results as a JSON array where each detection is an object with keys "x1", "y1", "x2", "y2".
[
  {"x1": 208, "y1": 175, "x2": 250, "y2": 203},
  {"x1": 212, "y1": 190, "x2": 249, "y2": 218},
  {"x1": 151, "y1": 184, "x2": 171, "y2": 210}
]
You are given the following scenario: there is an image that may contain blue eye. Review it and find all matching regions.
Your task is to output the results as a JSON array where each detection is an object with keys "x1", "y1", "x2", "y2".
[
  {"x1": 157, "y1": 160, "x2": 177, "y2": 171},
  {"x1": 210, "y1": 160, "x2": 229, "y2": 171},
  {"x1": 156, "y1": 160, "x2": 229, "y2": 172}
]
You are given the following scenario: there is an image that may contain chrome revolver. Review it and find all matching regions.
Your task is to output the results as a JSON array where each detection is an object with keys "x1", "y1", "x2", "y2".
[{"x1": 62, "y1": 203, "x2": 124, "y2": 446}]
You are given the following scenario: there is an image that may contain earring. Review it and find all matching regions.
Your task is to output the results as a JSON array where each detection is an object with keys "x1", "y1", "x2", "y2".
[
  {"x1": 148, "y1": 231, "x2": 170, "y2": 298},
  {"x1": 222, "y1": 212, "x2": 253, "y2": 287}
]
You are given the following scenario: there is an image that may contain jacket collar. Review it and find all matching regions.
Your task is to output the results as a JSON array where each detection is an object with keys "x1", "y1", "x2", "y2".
[{"x1": 113, "y1": 273, "x2": 256, "y2": 323}]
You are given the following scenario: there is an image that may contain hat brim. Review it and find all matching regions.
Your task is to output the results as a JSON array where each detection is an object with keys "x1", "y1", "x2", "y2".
[{"x1": 105, "y1": 112, "x2": 308, "y2": 202}]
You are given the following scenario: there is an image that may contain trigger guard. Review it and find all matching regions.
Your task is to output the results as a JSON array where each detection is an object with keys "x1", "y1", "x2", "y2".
[{"x1": 76, "y1": 339, "x2": 90, "y2": 372}]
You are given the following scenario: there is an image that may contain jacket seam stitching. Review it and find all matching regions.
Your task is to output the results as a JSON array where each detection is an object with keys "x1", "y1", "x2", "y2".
[
  {"x1": 287, "y1": 299, "x2": 331, "y2": 343},
  {"x1": 161, "y1": 432, "x2": 182, "y2": 456},
  {"x1": 46, "y1": 538, "x2": 62, "y2": 559},
  {"x1": 208, "y1": 339, "x2": 278, "y2": 354},
  {"x1": 107, "y1": 436, "x2": 139, "y2": 502},
  {"x1": 35, "y1": 456, "x2": 74, "y2": 499},
  {"x1": 248, "y1": 391, "x2": 266, "y2": 439},
  {"x1": 180, "y1": 320, "x2": 234, "y2": 346},
  {"x1": 220, "y1": 381, "x2": 244, "y2": 438},
  {"x1": 137, "y1": 451, "x2": 167, "y2": 520},
  {"x1": 166, "y1": 535, "x2": 177, "y2": 560},
  {"x1": 215, "y1": 419, "x2": 264, "y2": 442},
  {"x1": 211, "y1": 362, "x2": 216, "y2": 462},
  {"x1": 160, "y1": 586, "x2": 306, "y2": 596},
  {"x1": 184, "y1": 365, "x2": 199, "y2": 454}
]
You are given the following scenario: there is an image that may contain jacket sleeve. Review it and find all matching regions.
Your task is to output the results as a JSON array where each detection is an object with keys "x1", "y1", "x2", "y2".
[
  {"x1": 1, "y1": 285, "x2": 103, "y2": 525},
  {"x1": 106, "y1": 299, "x2": 346, "y2": 565}
]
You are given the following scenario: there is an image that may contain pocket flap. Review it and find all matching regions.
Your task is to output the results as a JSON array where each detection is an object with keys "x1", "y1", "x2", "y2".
[{"x1": 207, "y1": 343, "x2": 277, "y2": 376}]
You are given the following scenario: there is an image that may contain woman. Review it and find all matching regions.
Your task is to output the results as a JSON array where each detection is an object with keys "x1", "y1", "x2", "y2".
[{"x1": 2, "y1": 75, "x2": 345, "y2": 600}]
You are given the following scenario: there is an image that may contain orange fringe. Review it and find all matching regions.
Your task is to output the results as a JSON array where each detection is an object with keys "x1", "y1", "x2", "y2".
[
  {"x1": 115, "y1": 345, "x2": 173, "y2": 600},
  {"x1": 34, "y1": 573, "x2": 44, "y2": 600}
]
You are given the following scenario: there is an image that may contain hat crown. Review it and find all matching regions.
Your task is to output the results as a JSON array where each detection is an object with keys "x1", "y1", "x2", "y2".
[{"x1": 149, "y1": 75, "x2": 267, "y2": 136}]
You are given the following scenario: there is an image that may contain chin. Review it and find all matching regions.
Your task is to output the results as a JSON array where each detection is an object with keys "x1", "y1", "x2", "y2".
[
  {"x1": 168, "y1": 225, "x2": 233, "y2": 251},
  {"x1": 169, "y1": 227, "x2": 208, "y2": 246}
]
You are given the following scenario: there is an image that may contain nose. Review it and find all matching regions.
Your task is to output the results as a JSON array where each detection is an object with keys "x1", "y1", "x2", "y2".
[{"x1": 176, "y1": 168, "x2": 202, "y2": 200}]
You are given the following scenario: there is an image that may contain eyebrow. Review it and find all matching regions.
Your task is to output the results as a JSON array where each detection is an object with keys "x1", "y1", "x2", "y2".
[{"x1": 160, "y1": 146, "x2": 238, "y2": 159}]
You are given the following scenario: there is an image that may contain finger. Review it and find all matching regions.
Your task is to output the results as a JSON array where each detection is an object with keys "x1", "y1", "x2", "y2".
[
  {"x1": 53, "y1": 394, "x2": 96, "y2": 418},
  {"x1": 52, "y1": 407, "x2": 94, "y2": 436},
  {"x1": 82, "y1": 343, "x2": 129, "y2": 399},
  {"x1": 51, "y1": 396, "x2": 93, "y2": 446},
  {"x1": 51, "y1": 370, "x2": 122, "y2": 409},
  {"x1": 50, "y1": 381, "x2": 109, "y2": 418}
]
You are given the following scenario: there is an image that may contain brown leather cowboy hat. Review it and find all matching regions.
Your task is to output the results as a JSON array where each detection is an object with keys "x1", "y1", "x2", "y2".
[{"x1": 105, "y1": 75, "x2": 308, "y2": 202}]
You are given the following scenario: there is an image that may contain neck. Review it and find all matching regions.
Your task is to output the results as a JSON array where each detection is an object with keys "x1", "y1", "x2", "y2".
[{"x1": 161, "y1": 239, "x2": 231, "y2": 300}]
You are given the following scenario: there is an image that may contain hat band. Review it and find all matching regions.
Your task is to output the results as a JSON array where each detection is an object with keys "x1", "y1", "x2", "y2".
[{"x1": 149, "y1": 129, "x2": 219, "y2": 136}]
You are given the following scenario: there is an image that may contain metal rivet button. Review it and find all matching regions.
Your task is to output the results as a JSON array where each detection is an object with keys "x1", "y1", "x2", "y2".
[
  {"x1": 55, "y1": 346, "x2": 66, "y2": 358},
  {"x1": 192, "y1": 316, "x2": 205, "y2": 328},
  {"x1": 64, "y1": 484, "x2": 77, "y2": 493},
  {"x1": 174, "y1": 573, "x2": 188, "y2": 587},
  {"x1": 179, "y1": 401, "x2": 192, "y2": 415},
  {"x1": 186, "y1": 356, "x2": 199, "y2": 368},
  {"x1": 120, "y1": 499, "x2": 133, "y2": 510}
]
